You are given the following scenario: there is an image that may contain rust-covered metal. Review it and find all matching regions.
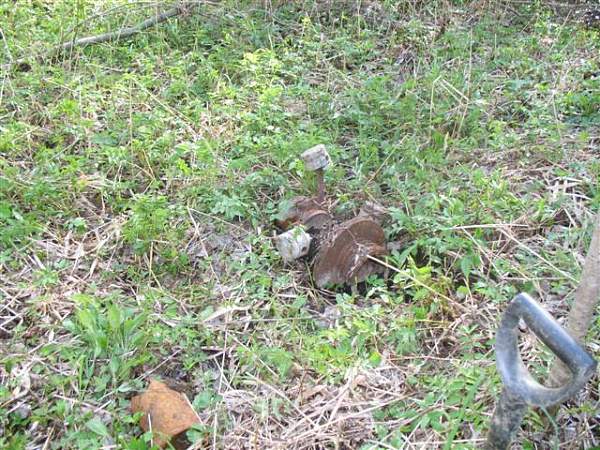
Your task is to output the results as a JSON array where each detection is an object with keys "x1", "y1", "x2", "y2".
[
  {"x1": 358, "y1": 201, "x2": 390, "y2": 225},
  {"x1": 131, "y1": 379, "x2": 201, "y2": 449},
  {"x1": 274, "y1": 144, "x2": 390, "y2": 284},
  {"x1": 276, "y1": 197, "x2": 331, "y2": 231},
  {"x1": 313, "y1": 216, "x2": 387, "y2": 288}
]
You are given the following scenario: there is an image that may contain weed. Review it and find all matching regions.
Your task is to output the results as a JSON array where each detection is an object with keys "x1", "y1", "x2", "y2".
[
  {"x1": 63, "y1": 295, "x2": 150, "y2": 388},
  {"x1": 1, "y1": 1, "x2": 598, "y2": 448}
]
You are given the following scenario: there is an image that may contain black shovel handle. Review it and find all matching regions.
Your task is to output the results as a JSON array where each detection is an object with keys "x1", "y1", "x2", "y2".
[{"x1": 495, "y1": 293, "x2": 597, "y2": 408}]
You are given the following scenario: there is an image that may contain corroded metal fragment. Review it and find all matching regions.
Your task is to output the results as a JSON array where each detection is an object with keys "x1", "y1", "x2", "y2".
[
  {"x1": 313, "y1": 217, "x2": 387, "y2": 288},
  {"x1": 276, "y1": 197, "x2": 331, "y2": 231},
  {"x1": 358, "y1": 201, "x2": 390, "y2": 225}
]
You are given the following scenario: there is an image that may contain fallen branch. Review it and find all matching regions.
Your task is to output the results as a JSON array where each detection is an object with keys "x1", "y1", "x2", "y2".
[
  {"x1": 59, "y1": 3, "x2": 186, "y2": 53},
  {"x1": 3, "y1": 1, "x2": 214, "y2": 71},
  {"x1": 548, "y1": 213, "x2": 600, "y2": 396}
]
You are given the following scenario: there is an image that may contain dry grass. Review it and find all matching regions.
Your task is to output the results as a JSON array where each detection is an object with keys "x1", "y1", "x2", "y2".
[{"x1": 1, "y1": 1, "x2": 599, "y2": 449}]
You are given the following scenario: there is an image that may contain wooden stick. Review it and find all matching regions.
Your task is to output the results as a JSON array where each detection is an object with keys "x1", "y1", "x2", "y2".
[
  {"x1": 59, "y1": 4, "x2": 186, "y2": 53},
  {"x1": 548, "y1": 214, "x2": 600, "y2": 391},
  {"x1": 3, "y1": 1, "x2": 215, "y2": 70}
]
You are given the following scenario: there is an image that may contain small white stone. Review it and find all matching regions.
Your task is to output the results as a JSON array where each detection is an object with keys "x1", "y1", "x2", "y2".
[
  {"x1": 274, "y1": 227, "x2": 312, "y2": 262},
  {"x1": 301, "y1": 144, "x2": 331, "y2": 171}
]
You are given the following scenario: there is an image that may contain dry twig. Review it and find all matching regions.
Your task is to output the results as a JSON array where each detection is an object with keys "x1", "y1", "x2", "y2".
[
  {"x1": 60, "y1": 3, "x2": 186, "y2": 53},
  {"x1": 548, "y1": 214, "x2": 600, "y2": 390},
  {"x1": 2, "y1": 1, "x2": 216, "y2": 71}
]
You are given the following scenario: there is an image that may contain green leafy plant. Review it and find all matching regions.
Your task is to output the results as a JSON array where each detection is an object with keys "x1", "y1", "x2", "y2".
[
  {"x1": 123, "y1": 195, "x2": 173, "y2": 254},
  {"x1": 64, "y1": 295, "x2": 149, "y2": 385},
  {"x1": 2, "y1": 1, "x2": 598, "y2": 448}
]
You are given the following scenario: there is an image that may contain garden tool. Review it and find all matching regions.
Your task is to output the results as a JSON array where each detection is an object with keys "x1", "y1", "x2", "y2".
[{"x1": 486, "y1": 293, "x2": 597, "y2": 450}]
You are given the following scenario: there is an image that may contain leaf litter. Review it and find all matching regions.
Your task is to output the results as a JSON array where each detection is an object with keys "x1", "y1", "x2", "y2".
[{"x1": 131, "y1": 379, "x2": 201, "y2": 449}]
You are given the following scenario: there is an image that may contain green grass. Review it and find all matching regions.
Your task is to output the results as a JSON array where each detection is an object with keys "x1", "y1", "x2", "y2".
[{"x1": 1, "y1": 1, "x2": 599, "y2": 448}]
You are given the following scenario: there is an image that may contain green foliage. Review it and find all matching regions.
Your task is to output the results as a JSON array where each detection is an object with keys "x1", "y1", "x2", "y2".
[
  {"x1": 64, "y1": 295, "x2": 149, "y2": 385},
  {"x1": 0, "y1": 201, "x2": 40, "y2": 248},
  {"x1": 238, "y1": 344, "x2": 295, "y2": 380},
  {"x1": 123, "y1": 195, "x2": 175, "y2": 254},
  {"x1": 2, "y1": 0, "x2": 598, "y2": 448}
]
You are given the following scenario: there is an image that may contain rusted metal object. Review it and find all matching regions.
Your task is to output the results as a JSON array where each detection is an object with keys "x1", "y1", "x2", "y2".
[
  {"x1": 301, "y1": 144, "x2": 330, "y2": 204},
  {"x1": 276, "y1": 197, "x2": 331, "y2": 231},
  {"x1": 358, "y1": 201, "x2": 390, "y2": 225},
  {"x1": 274, "y1": 144, "x2": 390, "y2": 284},
  {"x1": 313, "y1": 216, "x2": 387, "y2": 288}
]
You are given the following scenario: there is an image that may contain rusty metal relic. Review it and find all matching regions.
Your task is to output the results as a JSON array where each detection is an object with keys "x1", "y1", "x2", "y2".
[
  {"x1": 313, "y1": 216, "x2": 387, "y2": 288},
  {"x1": 276, "y1": 197, "x2": 331, "y2": 231},
  {"x1": 274, "y1": 144, "x2": 389, "y2": 286}
]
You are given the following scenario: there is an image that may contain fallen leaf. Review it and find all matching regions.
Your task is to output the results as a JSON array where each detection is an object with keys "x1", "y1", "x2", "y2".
[{"x1": 131, "y1": 379, "x2": 201, "y2": 449}]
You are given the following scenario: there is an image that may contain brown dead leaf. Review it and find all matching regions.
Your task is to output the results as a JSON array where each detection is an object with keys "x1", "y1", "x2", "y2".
[{"x1": 130, "y1": 379, "x2": 201, "y2": 449}]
